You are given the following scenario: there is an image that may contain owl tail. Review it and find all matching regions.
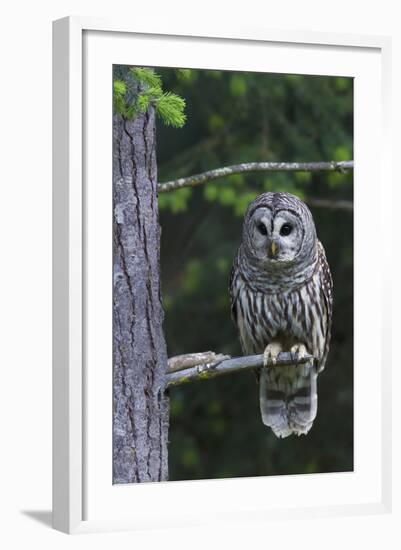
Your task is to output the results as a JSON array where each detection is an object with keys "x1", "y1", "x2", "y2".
[{"x1": 259, "y1": 362, "x2": 318, "y2": 438}]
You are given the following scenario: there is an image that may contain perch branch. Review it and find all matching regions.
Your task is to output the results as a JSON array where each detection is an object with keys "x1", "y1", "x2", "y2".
[
  {"x1": 158, "y1": 160, "x2": 354, "y2": 193},
  {"x1": 166, "y1": 351, "x2": 314, "y2": 388},
  {"x1": 167, "y1": 351, "x2": 230, "y2": 373}
]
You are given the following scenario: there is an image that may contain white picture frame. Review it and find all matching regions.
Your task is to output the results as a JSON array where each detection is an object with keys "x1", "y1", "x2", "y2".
[{"x1": 52, "y1": 16, "x2": 392, "y2": 534}]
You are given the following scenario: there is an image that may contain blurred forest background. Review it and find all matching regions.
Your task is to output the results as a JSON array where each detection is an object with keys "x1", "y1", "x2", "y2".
[{"x1": 142, "y1": 68, "x2": 353, "y2": 480}]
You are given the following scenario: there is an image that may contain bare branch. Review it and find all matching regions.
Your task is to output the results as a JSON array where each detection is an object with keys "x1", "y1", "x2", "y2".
[
  {"x1": 167, "y1": 351, "x2": 230, "y2": 373},
  {"x1": 158, "y1": 160, "x2": 354, "y2": 193},
  {"x1": 166, "y1": 351, "x2": 314, "y2": 388},
  {"x1": 306, "y1": 197, "x2": 353, "y2": 211}
]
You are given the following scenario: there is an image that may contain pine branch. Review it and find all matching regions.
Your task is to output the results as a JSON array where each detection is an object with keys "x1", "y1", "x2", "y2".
[
  {"x1": 158, "y1": 160, "x2": 354, "y2": 193},
  {"x1": 113, "y1": 67, "x2": 186, "y2": 127},
  {"x1": 166, "y1": 351, "x2": 314, "y2": 388}
]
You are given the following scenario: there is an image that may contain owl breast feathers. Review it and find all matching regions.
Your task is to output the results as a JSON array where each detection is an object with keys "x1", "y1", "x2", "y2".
[{"x1": 229, "y1": 192, "x2": 333, "y2": 438}]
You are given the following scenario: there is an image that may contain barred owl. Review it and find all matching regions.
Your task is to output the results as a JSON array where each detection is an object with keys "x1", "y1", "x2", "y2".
[{"x1": 229, "y1": 192, "x2": 333, "y2": 438}]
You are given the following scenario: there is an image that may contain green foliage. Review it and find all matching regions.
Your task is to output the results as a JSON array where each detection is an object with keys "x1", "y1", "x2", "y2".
[
  {"x1": 113, "y1": 79, "x2": 136, "y2": 119},
  {"x1": 113, "y1": 80, "x2": 126, "y2": 95},
  {"x1": 175, "y1": 68, "x2": 192, "y2": 80},
  {"x1": 170, "y1": 397, "x2": 184, "y2": 418},
  {"x1": 181, "y1": 444, "x2": 199, "y2": 468},
  {"x1": 327, "y1": 171, "x2": 347, "y2": 188},
  {"x1": 155, "y1": 92, "x2": 186, "y2": 128},
  {"x1": 208, "y1": 114, "x2": 225, "y2": 132},
  {"x1": 113, "y1": 67, "x2": 186, "y2": 128},
  {"x1": 215, "y1": 257, "x2": 229, "y2": 274},
  {"x1": 233, "y1": 191, "x2": 259, "y2": 216},
  {"x1": 333, "y1": 145, "x2": 351, "y2": 161},
  {"x1": 204, "y1": 183, "x2": 219, "y2": 202},
  {"x1": 335, "y1": 77, "x2": 350, "y2": 92},
  {"x1": 130, "y1": 67, "x2": 162, "y2": 88},
  {"x1": 262, "y1": 174, "x2": 306, "y2": 200},
  {"x1": 227, "y1": 174, "x2": 245, "y2": 186},
  {"x1": 181, "y1": 259, "x2": 202, "y2": 293},
  {"x1": 285, "y1": 74, "x2": 303, "y2": 83},
  {"x1": 294, "y1": 171, "x2": 312, "y2": 184},
  {"x1": 219, "y1": 187, "x2": 236, "y2": 206},
  {"x1": 205, "y1": 70, "x2": 222, "y2": 79},
  {"x1": 229, "y1": 74, "x2": 247, "y2": 97},
  {"x1": 137, "y1": 93, "x2": 150, "y2": 113},
  {"x1": 158, "y1": 186, "x2": 192, "y2": 213}
]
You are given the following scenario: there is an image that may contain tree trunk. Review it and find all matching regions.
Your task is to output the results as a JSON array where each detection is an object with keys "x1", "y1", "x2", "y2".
[{"x1": 113, "y1": 97, "x2": 169, "y2": 483}]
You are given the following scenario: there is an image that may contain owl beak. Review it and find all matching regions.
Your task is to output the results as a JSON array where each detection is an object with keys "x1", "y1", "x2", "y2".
[{"x1": 270, "y1": 241, "x2": 278, "y2": 257}]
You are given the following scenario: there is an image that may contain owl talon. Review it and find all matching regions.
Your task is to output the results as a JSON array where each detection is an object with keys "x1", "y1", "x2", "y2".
[
  {"x1": 290, "y1": 344, "x2": 308, "y2": 364},
  {"x1": 263, "y1": 342, "x2": 283, "y2": 367}
]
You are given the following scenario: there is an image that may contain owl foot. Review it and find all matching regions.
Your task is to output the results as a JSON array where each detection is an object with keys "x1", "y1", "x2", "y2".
[
  {"x1": 263, "y1": 342, "x2": 283, "y2": 367},
  {"x1": 290, "y1": 344, "x2": 308, "y2": 370},
  {"x1": 290, "y1": 343, "x2": 307, "y2": 360}
]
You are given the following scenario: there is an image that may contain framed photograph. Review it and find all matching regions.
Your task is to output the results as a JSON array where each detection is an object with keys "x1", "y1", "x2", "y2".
[{"x1": 52, "y1": 17, "x2": 392, "y2": 534}]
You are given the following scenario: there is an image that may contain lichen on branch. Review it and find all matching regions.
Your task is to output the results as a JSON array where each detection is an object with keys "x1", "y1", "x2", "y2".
[{"x1": 166, "y1": 351, "x2": 314, "y2": 387}]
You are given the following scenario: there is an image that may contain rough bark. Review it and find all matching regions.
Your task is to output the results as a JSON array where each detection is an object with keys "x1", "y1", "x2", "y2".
[{"x1": 113, "y1": 98, "x2": 169, "y2": 483}]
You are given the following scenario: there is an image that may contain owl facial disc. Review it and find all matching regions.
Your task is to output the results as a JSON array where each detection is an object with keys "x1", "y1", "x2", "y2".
[{"x1": 249, "y1": 206, "x2": 304, "y2": 263}]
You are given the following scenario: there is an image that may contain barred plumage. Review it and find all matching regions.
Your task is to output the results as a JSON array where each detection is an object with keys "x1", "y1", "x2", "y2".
[{"x1": 230, "y1": 192, "x2": 333, "y2": 437}]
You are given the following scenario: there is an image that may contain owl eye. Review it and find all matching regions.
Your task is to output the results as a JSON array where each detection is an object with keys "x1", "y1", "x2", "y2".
[
  {"x1": 280, "y1": 223, "x2": 293, "y2": 236},
  {"x1": 256, "y1": 222, "x2": 268, "y2": 236}
]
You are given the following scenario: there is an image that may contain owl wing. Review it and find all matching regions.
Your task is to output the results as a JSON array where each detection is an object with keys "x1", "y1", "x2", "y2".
[
  {"x1": 316, "y1": 240, "x2": 333, "y2": 372},
  {"x1": 229, "y1": 253, "x2": 240, "y2": 327},
  {"x1": 229, "y1": 252, "x2": 251, "y2": 355}
]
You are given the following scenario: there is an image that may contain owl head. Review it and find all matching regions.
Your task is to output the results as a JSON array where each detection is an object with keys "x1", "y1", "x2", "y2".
[{"x1": 242, "y1": 192, "x2": 317, "y2": 267}]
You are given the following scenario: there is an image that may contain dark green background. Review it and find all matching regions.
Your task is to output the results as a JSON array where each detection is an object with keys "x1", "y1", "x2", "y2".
[{"x1": 156, "y1": 68, "x2": 353, "y2": 480}]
